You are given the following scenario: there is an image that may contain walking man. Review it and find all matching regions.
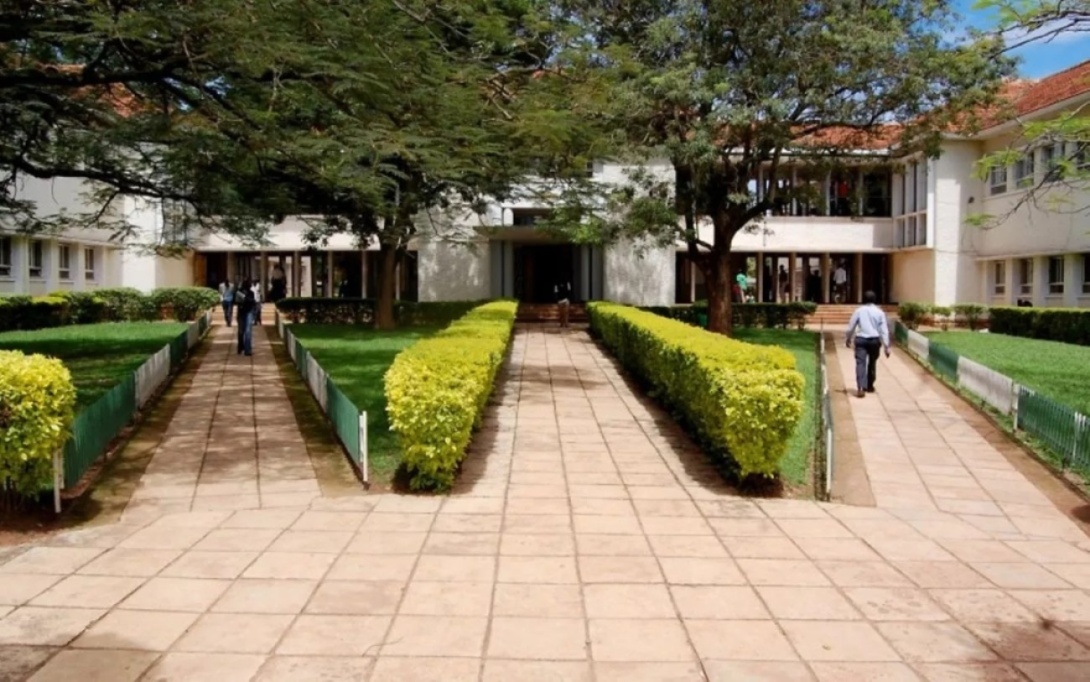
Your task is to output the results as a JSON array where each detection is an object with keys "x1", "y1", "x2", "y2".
[
  {"x1": 845, "y1": 290, "x2": 891, "y2": 398},
  {"x1": 236, "y1": 280, "x2": 256, "y2": 356},
  {"x1": 219, "y1": 279, "x2": 235, "y2": 327},
  {"x1": 554, "y1": 279, "x2": 572, "y2": 328}
]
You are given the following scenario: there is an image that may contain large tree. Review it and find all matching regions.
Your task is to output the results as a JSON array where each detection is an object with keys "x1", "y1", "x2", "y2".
[{"x1": 545, "y1": 0, "x2": 1009, "y2": 334}]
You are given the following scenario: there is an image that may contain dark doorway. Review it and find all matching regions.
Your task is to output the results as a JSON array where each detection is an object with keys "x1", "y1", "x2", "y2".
[
  {"x1": 862, "y1": 254, "x2": 890, "y2": 303},
  {"x1": 204, "y1": 252, "x2": 227, "y2": 288},
  {"x1": 514, "y1": 244, "x2": 576, "y2": 303},
  {"x1": 333, "y1": 252, "x2": 363, "y2": 298}
]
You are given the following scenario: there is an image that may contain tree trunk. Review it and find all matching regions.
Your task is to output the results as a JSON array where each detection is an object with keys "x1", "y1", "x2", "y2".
[
  {"x1": 705, "y1": 214, "x2": 736, "y2": 336},
  {"x1": 374, "y1": 243, "x2": 398, "y2": 329}
]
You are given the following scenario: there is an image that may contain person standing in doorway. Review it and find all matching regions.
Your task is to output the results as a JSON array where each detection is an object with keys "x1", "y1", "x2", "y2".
[
  {"x1": 252, "y1": 283, "x2": 262, "y2": 326},
  {"x1": 555, "y1": 279, "x2": 572, "y2": 329},
  {"x1": 833, "y1": 261, "x2": 849, "y2": 303},
  {"x1": 236, "y1": 280, "x2": 256, "y2": 356},
  {"x1": 778, "y1": 265, "x2": 789, "y2": 302},
  {"x1": 219, "y1": 279, "x2": 235, "y2": 327},
  {"x1": 845, "y1": 290, "x2": 891, "y2": 398}
]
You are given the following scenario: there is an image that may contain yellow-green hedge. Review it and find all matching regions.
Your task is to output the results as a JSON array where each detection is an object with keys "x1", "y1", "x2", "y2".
[
  {"x1": 385, "y1": 300, "x2": 517, "y2": 490},
  {"x1": 588, "y1": 302, "x2": 804, "y2": 477},
  {"x1": 0, "y1": 350, "x2": 77, "y2": 495}
]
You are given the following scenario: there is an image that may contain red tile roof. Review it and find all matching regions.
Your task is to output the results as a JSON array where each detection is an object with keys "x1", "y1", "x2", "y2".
[{"x1": 981, "y1": 58, "x2": 1090, "y2": 130}]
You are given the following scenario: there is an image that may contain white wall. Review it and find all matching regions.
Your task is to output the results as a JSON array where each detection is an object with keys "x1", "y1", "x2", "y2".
[
  {"x1": 729, "y1": 217, "x2": 896, "y2": 252},
  {"x1": 890, "y1": 250, "x2": 935, "y2": 303},
  {"x1": 417, "y1": 239, "x2": 491, "y2": 302},
  {"x1": 931, "y1": 141, "x2": 985, "y2": 305},
  {"x1": 604, "y1": 239, "x2": 675, "y2": 306}
]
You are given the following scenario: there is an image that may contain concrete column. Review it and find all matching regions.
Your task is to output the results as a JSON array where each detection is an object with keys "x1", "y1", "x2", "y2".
[
  {"x1": 854, "y1": 252, "x2": 864, "y2": 303},
  {"x1": 821, "y1": 253, "x2": 832, "y2": 305},
  {"x1": 395, "y1": 263, "x2": 402, "y2": 301},
  {"x1": 12, "y1": 236, "x2": 27, "y2": 294},
  {"x1": 226, "y1": 252, "x2": 237, "y2": 285},
  {"x1": 44, "y1": 240, "x2": 58, "y2": 293},
  {"x1": 74, "y1": 246, "x2": 86, "y2": 292},
  {"x1": 326, "y1": 249, "x2": 334, "y2": 298},
  {"x1": 1003, "y1": 258, "x2": 1015, "y2": 305},
  {"x1": 790, "y1": 167, "x2": 798, "y2": 216},
  {"x1": 822, "y1": 171, "x2": 831, "y2": 216},
  {"x1": 1064, "y1": 253, "x2": 1080, "y2": 307},
  {"x1": 292, "y1": 250, "x2": 301, "y2": 297},
  {"x1": 690, "y1": 259, "x2": 697, "y2": 303},
  {"x1": 858, "y1": 167, "x2": 866, "y2": 216},
  {"x1": 259, "y1": 251, "x2": 268, "y2": 299},
  {"x1": 361, "y1": 251, "x2": 368, "y2": 298},
  {"x1": 788, "y1": 251, "x2": 798, "y2": 302},
  {"x1": 755, "y1": 251, "x2": 764, "y2": 303},
  {"x1": 1032, "y1": 255, "x2": 1048, "y2": 307}
]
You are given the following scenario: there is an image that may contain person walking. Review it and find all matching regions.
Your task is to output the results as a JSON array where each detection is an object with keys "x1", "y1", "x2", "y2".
[
  {"x1": 252, "y1": 284, "x2": 263, "y2": 326},
  {"x1": 236, "y1": 280, "x2": 256, "y2": 356},
  {"x1": 219, "y1": 279, "x2": 235, "y2": 327},
  {"x1": 845, "y1": 290, "x2": 891, "y2": 398},
  {"x1": 554, "y1": 279, "x2": 572, "y2": 329},
  {"x1": 833, "y1": 261, "x2": 849, "y2": 303}
]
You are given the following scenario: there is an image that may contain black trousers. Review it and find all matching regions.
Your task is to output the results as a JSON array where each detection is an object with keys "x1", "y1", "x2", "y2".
[{"x1": 854, "y1": 337, "x2": 881, "y2": 392}]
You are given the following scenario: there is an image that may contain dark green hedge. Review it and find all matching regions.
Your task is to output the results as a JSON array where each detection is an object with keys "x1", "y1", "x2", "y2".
[
  {"x1": 989, "y1": 307, "x2": 1090, "y2": 345},
  {"x1": 0, "y1": 287, "x2": 216, "y2": 333},
  {"x1": 275, "y1": 297, "x2": 484, "y2": 327},
  {"x1": 641, "y1": 302, "x2": 818, "y2": 329}
]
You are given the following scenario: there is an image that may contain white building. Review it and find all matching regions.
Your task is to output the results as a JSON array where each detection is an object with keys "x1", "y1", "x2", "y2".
[{"x1": 4, "y1": 59, "x2": 1088, "y2": 309}]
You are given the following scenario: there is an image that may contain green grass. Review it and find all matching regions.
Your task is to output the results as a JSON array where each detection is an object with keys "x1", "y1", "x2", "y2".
[
  {"x1": 926, "y1": 331, "x2": 1090, "y2": 416},
  {"x1": 287, "y1": 324, "x2": 441, "y2": 481},
  {"x1": 734, "y1": 328, "x2": 819, "y2": 487},
  {"x1": 0, "y1": 322, "x2": 187, "y2": 410}
]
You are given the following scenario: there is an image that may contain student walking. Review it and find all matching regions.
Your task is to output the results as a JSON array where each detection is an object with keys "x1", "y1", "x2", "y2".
[
  {"x1": 845, "y1": 290, "x2": 891, "y2": 398},
  {"x1": 252, "y1": 285, "x2": 263, "y2": 326},
  {"x1": 219, "y1": 279, "x2": 235, "y2": 327},
  {"x1": 555, "y1": 279, "x2": 572, "y2": 328},
  {"x1": 236, "y1": 280, "x2": 256, "y2": 356}
]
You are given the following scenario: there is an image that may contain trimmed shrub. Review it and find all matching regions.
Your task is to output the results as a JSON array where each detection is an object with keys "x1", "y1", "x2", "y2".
[
  {"x1": 95, "y1": 287, "x2": 157, "y2": 321},
  {"x1": 276, "y1": 298, "x2": 485, "y2": 327},
  {"x1": 0, "y1": 350, "x2": 77, "y2": 496},
  {"x1": 150, "y1": 287, "x2": 219, "y2": 321},
  {"x1": 385, "y1": 300, "x2": 517, "y2": 490},
  {"x1": 953, "y1": 303, "x2": 987, "y2": 331},
  {"x1": 990, "y1": 306, "x2": 1090, "y2": 345},
  {"x1": 50, "y1": 291, "x2": 107, "y2": 324},
  {"x1": 395, "y1": 300, "x2": 483, "y2": 327},
  {"x1": 588, "y1": 302, "x2": 804, "y2": 478},
  {"x1": 897, "y1": 301, "x2": 929, "y2": 330},
  {"x1": 0, "y1": 295, "x2": 70, "y2": 332},
  {"x1": 930, "y1": 305, "x2": 953, "y2": 331},
  {"x1": 642, "y1": 302, "x2": 817, "y2": 330}
]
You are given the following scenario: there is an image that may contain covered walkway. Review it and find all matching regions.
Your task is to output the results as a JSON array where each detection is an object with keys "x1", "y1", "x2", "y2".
[{"x1": 0, "y1": 329, "x2": 1088, "y2": 681}]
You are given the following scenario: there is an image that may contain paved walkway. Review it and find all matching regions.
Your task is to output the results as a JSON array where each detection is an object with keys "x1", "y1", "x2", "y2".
[{"x1": 0, "y1": 328, "x2": 1088, "y2": 681}]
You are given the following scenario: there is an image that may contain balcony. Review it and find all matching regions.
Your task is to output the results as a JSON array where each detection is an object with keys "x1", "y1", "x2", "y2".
[{"x1": 728, "y1": 216, "x2": 897, "y2": 252}]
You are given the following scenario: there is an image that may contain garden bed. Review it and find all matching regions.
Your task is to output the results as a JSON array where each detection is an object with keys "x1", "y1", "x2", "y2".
[
  {"x1": 0, "y1": 322, "x2": 188, "y2": 409},
  {"x1": 926, "y1": 331, "x2": 1090, "y2": 417}
]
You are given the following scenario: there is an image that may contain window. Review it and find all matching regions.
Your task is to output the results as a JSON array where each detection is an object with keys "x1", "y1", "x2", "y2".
[
  {"x1": 84, "y1": 247, "x2": 96, "y2": 281},
  {"x1": 1019, "y1": 258, "x2": 1034, "y2": 295},
  {"x1": 1041, "y1": 144, "x2": 1061, "y2": 180},
  {"x1": 58, "y1": 245, "x2": 71, "y2": 280},
  {"x1": 1014, "y1": 154, "x2": 1035, "y2": 188},
  {"x1": 993, "y1": 261, "x2": 1006, "y2": 295},
  {"x1": 988, "y1": 165, "x2": 1008, "y2": 195},
  {"x1": 1048, "y1": 256, "x2": 1064, "y2": 295},
  {"x1": 0, "y1": 237, "x2": 11, "y2": 277},
  {"x1": 1073, "y1": 141, "x2": 1090, "y2": 170},
  {"x1": 29, "y1": 240, "x2": 43, "y2": 279},
  {"x1": 1083, "y1": 254, "x2": 1090, "y2": 295}
]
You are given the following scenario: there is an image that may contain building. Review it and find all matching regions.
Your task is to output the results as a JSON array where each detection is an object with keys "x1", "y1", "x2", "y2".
[{"x1": 3, "y1": 60, "x2": 1088, "y2": 309}]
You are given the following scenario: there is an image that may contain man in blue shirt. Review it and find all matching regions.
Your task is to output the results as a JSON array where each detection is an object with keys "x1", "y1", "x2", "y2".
[{"x1": 845, "y1": 290, "x2": 891, "y2": 398}]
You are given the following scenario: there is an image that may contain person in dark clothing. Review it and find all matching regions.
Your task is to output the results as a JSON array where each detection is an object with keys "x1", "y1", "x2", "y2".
[
  {"x1": 236, "y1": 280, "x2": 256, "y2": 356},
  {"x1": 555, "y1": 279, "x2": 573, "y2": 328}
]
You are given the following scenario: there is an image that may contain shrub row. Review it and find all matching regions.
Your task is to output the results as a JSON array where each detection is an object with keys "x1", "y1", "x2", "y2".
[
  {"x1": 642, "y1": 302, "x2": 818, "y2": 330},
  {"x1": 898, "y1": 302, "x2": 988, "y2": 331},
  {"x1": 988, "y1": 306, "x2": 1090, "y2": 345},
  {"x1": 384, "y1": 300, "x2": 518, "y2": 490},
  {"x1": 0, "y1": 287, "x2": 218, "y2": 333},
  {"x1": 276, "y1": 297, "x2": 482, "y2": 327},
  {"x1": 588, "y1": 302, "x2": 804, "y2": 478},
  {"x1": 0, "y1": 350, "x2": 77, "y2": 496}
]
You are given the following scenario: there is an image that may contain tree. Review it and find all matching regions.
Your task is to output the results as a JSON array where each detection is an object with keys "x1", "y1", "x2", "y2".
[{"x1": 544, "y1": 0, "x2": 1008, "y2": 334}]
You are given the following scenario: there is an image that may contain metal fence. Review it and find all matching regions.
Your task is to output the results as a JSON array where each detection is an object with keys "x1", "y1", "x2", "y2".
[
  {"x1": 818, "y1": 332, "x2": 834, "y2": 500},
  {"x1": 895, "y1": 321, "x2": 1090, "y2": 477},
  {"x1": 276, "y1": 311, "x2": 369, "y2": 483},
  {"x1": 50, "y1": 309, "x2": 213, "y2": 511}
]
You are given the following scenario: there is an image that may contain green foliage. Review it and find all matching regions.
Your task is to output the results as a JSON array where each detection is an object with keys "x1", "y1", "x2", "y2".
[
  {"x1": 953, "y1": 303, "x2": 988, "y2": 331},
  {"x1": 50, "y1": 291, "x2": 107, "y2": 325},
  {"x1": 0, "y1": 295, "x2": 70, "y2": 332},
  {"x1": 989, "y1": 306, "x2": 1090, "y2": 345},
  {"x1": 897, "y1": 302, "x2": 930, "y2": 330},
  {"x1": 95, "y1": 288, "x2": 159, "y2": 322},
  {"x1": 642, "y1": 302, "x2": 817, "y2": 330},
  {"x1": 276, "y1": 298, "x2": 485, "y2": 327},
  {"x1": 385, "y1": 301, "x2": 518, "y2": 491},
  {"x1": 930, "y1": 305, "x2": 954, "y2": 330},
  {"x1": 588, "y1": 302, "x2": 804, "y2": 478},
  {"x1": 0, "y1": 350, "x2": 77, "y2": 496},
  {"x1": 149, "y1": 288, "x2": 219, "y2": 322}
]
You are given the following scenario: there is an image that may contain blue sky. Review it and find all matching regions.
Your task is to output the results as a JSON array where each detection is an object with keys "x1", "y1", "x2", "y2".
[{"x1": 956, "y1": 0, "x2": 1090, "y2": 77}]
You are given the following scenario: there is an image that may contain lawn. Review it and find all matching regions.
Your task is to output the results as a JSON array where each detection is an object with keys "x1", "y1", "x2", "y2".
[
  {"x1": 927, "y1": 331, "x2": 1090, "y2": 416},
  {"x1": 0, "y1": 322, "x2": 187, "y2": 410},
  {"x1": 734, "y1": 328, "x2": 819, "y2": 487},
  {"x1": 287, "y1": 324, "x2": 441, "y2": 480}
]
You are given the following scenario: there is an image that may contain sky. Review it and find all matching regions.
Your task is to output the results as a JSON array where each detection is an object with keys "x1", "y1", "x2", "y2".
[{"x1": 955, "y1": 0, "x2": 1090, "y2": 78}]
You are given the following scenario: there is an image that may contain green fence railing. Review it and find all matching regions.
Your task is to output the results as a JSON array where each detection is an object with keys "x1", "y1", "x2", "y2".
[
  {"x1": 1017, "y1": 387, "x2": 1089, "y2": 474},
  {"x1": 63, "y1": 374, "x2": 135, "y2": 487},
  {"x1": 894, "y1": 321, "x2": 908, "y2": 344},
  {"x1": 327, "y1": 377, "x2": 364, "y2": 471},
  {"x1": 928, "y1": 342, "x2": 959, "y2": 382},
  {"x1": 169, "y1": 331, "x2": 188, "y2": 368}
]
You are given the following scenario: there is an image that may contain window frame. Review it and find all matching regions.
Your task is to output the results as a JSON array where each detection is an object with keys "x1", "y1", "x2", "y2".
[
  {"x1": 0, "y1": 236, "x2": 11, "y2": 278},
  {"x1": 1048, "y1": 256, "x2": 1064, "y2": 295},
  {"x1": 988, "y1": 165, "x2": 1008, "y2": 195},
  {"x1": 84, "y1": 247, "x2": 96, "y2": 281},
  {"x1": 1014, "y1": 154, "x2": 1036, "y2": 189},
  {"x1": 1019, "y1": 258, "x2": 1034, "y2": 295},
  {"x1": 28, "y1": 239, "x2": 44, "y2": 279},
  {"x1": 58, "y1": 244, "x2": 72, "y2": 280},
  {"x1": 1083, "y1": 253, "x2": 1090, "y2": 295},
  {"x1": 993, "y1": 261, "x2": 1006, "y2": 295}
]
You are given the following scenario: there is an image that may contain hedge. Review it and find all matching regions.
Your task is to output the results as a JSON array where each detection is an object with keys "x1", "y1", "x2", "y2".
[
  {"x1": 588, "y1": 302, "x2": 804, "y2": 478},
  {"x1": 642, "y1": 302, "x2": 817, "y2": 329},
  {"x1": 0, "y1": 287, "x2": 215, "y2": 333},
  {"x1": 989, "y1": 306, "x2": 1090, "y2": 345},
  {"x1": 276, "y1": 297, "x2": 483, "y2": 327},
  {"x1": 384, "y1": 300, "x2": 517, "y2": 490},
  {"x1": 0, "y1": 350, "x2": 77, "y2": 496}
]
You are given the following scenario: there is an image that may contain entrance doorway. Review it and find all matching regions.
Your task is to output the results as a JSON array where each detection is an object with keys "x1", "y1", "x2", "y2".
[{"x1": 513, "y1": 244, "x2": 576, "y2": 303}]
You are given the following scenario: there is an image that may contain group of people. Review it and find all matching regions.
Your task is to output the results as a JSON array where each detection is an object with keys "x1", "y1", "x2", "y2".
[{"x1": 218, "y1": 279, "x2": 262, "y2": 356}]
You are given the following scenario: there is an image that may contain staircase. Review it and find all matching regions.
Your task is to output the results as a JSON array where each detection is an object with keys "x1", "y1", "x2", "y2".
[
  {"x1": 805, "y1": 304, "x2": 897, "y2": 328},
  {"x1": 516, "y1": 303, "x2": 588, "y2": 324}
]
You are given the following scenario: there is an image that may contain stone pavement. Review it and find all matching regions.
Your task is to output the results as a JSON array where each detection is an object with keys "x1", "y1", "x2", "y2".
[
  {"x1": 0, "y1": 327, "x2": 1089, "y2": 681},
  {"x1": 123, "y1": 325, "x2": 323, "y2": 522}
]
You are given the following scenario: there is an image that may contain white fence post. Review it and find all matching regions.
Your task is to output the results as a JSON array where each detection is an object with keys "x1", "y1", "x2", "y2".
[
  {"x1": 359, "y1": 412, "x2": 369, "y2": 484},
  {"x1": 52, "y1": 449, "x2": 63, "y2": 514}
]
